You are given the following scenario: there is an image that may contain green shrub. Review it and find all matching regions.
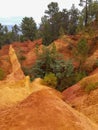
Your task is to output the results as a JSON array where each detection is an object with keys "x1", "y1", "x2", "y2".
[
  {"x1": 22, "y1": 43, "x2": 87, "y2": 92},
  {"x1": 74, "y1": 71, "x2": 87, "y2": 83},
  {"x1": 19, "y1": 55, "x2": 26, "y2": 61},
  {"x1": 43, "y1": 72, "x2": 57, "y2": 88},
  {"x1": 57, "y1": 71, "x2": 87, "y2": 91},
  {"x1": 31, "y1": 44, "x2": 74, "y2": 91},
  {"x1": 0, "y1": 68, "x2": 5, "y2": 80},
  {"x1": 95, "y1": 59, "x2": 98, "y2": 67},
  {"x1": 22, "y1": 67, "x2": 34, "y2": 81},
  {"x1": 80, "y1": 78, "x2": 98, "y2": 94},
  {"x1": 73, "y1": 38, "x2": 89, "y2": 71},
  {"x1": 77, "y1": 38, "x2": 89, "y2": 55},
  {"x1": 16, "y1": 47, "x2": 26, "y2": 62},
  {"x1": 85, "y1": 82, "x2": 98, "y2": 93}
]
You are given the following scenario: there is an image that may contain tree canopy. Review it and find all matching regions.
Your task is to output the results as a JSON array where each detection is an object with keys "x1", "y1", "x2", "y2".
[
  {"x1": 0, "y1": 1, "x2": 98, "y2": 47},
  {"x1": 21, "y1": 17, "x2": 37, "y2": 41}
]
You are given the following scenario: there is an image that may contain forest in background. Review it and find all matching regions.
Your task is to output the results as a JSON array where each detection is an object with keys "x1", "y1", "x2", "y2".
[
  {"x1": 0, "y1": 0, "x2": 98, "y2": 92},
  {"x1": 0, "y1": 0, "x2": 98, "y2": 48}
]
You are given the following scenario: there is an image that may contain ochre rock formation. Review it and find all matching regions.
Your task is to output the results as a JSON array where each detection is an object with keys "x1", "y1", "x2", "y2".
[
  {"x1": 0, "y1": 44, "x2": 98, "y2": 129},
  {"x1": 7, "y1": 45, "x2": 25, "y2": 81},
  {"x1": 0, "y1": 39, "x2": 42, "y2": 75},
  {"x1": 62, "y1": 73, "x2": 98, "y2": 124},
  {"x1": 0, "y1": 45, "x2": 25, "y2": 82},
  {"x1": 0, "y1": 46, "x2": 31, "y2": 108},
  {"x1": 0, "y1": 88, "x2": 98, "y2": 130}
]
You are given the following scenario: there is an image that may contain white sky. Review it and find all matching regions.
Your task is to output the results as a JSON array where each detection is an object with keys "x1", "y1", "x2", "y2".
[{"x1": 0, "y1": 0, "x2": 80, "y2": 25}]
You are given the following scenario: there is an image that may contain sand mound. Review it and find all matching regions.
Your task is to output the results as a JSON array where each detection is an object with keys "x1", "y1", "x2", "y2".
[{"x1": 0, "y1": 88, "x2": 98, "y2": 130}]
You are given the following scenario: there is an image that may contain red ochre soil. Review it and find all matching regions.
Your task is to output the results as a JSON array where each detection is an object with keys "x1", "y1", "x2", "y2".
[{"x1": 0, "y1": 88, "x2": 98, "y2": 130}]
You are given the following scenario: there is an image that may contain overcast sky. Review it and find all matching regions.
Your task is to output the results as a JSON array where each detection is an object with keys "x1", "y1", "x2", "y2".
[{"x1": 0, "y1": 0, "x2": 81, "y2": 25}]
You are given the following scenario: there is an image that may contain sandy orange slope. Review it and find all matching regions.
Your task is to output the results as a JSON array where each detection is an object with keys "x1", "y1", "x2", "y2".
[{"x1": 0, "y1": 88, "x2": 98, "y2": 130}]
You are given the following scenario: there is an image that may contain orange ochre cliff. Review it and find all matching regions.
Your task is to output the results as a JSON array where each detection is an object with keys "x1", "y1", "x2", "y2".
[{"x1": 0, "y1": 44, "x2": 98, "y2": 129}]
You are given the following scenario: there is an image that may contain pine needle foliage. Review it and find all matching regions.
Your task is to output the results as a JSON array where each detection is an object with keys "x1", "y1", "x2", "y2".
[{"x1": 32, "y1": 43, "x2": 74, "y2": 91}]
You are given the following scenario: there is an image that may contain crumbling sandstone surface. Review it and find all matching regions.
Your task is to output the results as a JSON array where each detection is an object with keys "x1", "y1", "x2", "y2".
[
  {"x1": 62, "y1": 73, "x2": 98, "y2": 124},
  {"x1": 0, "y1": 88, "x2": 98, "y2": 130},
  {"x1": 0, "y1": 45, "x2": 30, "y2": 108},
  {"x1": 0, "y1": 43, "x2": 98, "y2": 130},
  {"x1": 8, "y1": 45, "x2": 25, "y2": 81}
]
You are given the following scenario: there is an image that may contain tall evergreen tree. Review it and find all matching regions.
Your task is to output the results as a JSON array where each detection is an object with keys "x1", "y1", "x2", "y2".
[
  {"x1": 40, "y1": 2, "x2": 69, "y2": 45},
  {"x1": 88, "y1": 0, "x2": 98, "y2": 22},
  {"x1": 79, "y1": 0, "x2": 93, "y2": 26},
  {"x1": 68, "y1": 4, "x2": 79, "y2": 34},
  {"x1": 21, "y1": 17, "x2": 37, "y2": 41},
  {"x1": 0, "y1": 23, "x2": 4, "y2": 48},
  {"x1": 12, "y1": 24, "x2": 20, "y2": 41},
  {"x1": 60, "y1": 9, "x2": 69, "y2": 34},
  {"x1": 45, "y1": 2, "x2": 60, "y2": 43},
  {"x1": 3, "y1": 26, "x2": 8, "y2": 34},
  {"x1": 45, "y1": 2, "x2": 59, "y2": 18},
  {"x1": 40, "y1": 16, "x2": 53, "y2": 45}
]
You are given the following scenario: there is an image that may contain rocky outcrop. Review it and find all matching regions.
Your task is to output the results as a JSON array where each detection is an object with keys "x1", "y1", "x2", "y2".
[
  {"x1": 0, "y1": 46, "x2": 30, "y2": 108},
  {"x1": 0, "y1": 43, "x2": 98, "y2": 129},
  {"x1": 62, "y1": 73, "x2": 98, "y2": 124},
  {"x1": 0, "y1": 45, "x2": 25, "y2": 83},
  {"x1": 6, "y1": 45, "x2": 25, "y2": 81},
  {"x1": 0, "y1": 87, "x2": 98, "y2": 130},
  {"x1": 0, "y1": 39, "x2": 42, "y2": 75}
]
